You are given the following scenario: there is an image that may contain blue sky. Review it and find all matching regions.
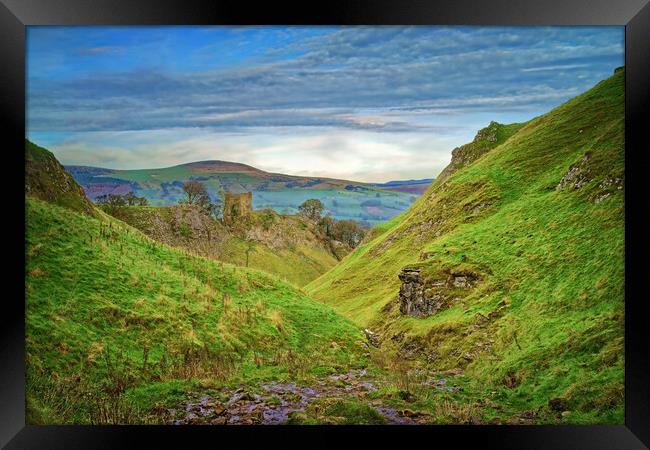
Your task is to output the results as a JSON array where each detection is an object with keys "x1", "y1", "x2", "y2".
[{"x1": 26, "y1": 26, "x2": 623, "y2": 182}]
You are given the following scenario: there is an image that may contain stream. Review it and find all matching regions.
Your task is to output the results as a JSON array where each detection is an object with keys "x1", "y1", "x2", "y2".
[{"x1": 167, "y1": 368, "x2": 441, "y2": 425}]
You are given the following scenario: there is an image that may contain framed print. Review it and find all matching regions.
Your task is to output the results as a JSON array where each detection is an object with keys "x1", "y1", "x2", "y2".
[{"x1": 2, "y1": 0, "x2": 649, "y2": 448}]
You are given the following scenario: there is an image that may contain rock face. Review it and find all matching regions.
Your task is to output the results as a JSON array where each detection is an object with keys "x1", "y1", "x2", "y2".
[
  {"x1": 398, "y1": 267, "x2": 478, "y2": 317},
  {"x1": 435, "y1": 121, "x2": 520, "y2": 184},
  {"x1": 556, "y1": 152, "x2": 592, "y2": 190},
  {"x1": 25, "y1": 140, "x2": 96, "y2": 215}
]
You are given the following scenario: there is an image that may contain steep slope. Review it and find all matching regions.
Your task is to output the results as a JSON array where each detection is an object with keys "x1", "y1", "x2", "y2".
[
  {"x1": 435, "y1": 121, "x2": 526, "y2": 184},
  {"x1": 26, "y1": 198, "x2": 365, "y2": 424},
  {"x1": 307, "y1": 70, "x2": 624, "y2": 423},
  {"x1": 65, "y1": 160, "x2": 418, "y2": 224},
  {"x1": 107, "y1": 204, "x2": 345, "y2": 286},
  {"x1": 25, "y1": 150, "x2": 366, "y2": 424},
  {"x1": 25, "y1": 140, "x2": 95, "y2": 215}
]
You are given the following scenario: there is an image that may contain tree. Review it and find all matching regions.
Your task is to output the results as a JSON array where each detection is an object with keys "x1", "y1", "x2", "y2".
[
  {"x1": 96, "y1": 192, "x2": 147, "y2": 208},
  {"x1": 182, "y1": 181, "x2": 210, "y2": 207},
  {"x1": 180, "y1": 181, "x2": 224, "y2": 220},
  {"x1": 95, "y1": 193, "x2": 126, "y2": 214},
  {"x1": 95, "y1": 194, "x2": 109, "y2": 205},
  {"x1": 123, "y1": 191, "x2": 142, "y2": 206},
  {"x1": 106, "y1": 194, "x2": 126, "y2": 207},
  {"x1": 298, "y1": 199, "x2": 324, "y2": 221},
  {"x1": 331, "y1": 219, "x2": 366, "y2": 248},
  {"x1": 318, "y1": 213, "x2": 335, "y2": 236},
  {"x1": 211, "y1": 187, "x2": 226, "y2": 220}
]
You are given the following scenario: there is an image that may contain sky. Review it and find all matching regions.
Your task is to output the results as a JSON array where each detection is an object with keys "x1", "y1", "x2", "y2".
[{"x1": 26, "y1": 26, "x2": 624, "y2": 183}]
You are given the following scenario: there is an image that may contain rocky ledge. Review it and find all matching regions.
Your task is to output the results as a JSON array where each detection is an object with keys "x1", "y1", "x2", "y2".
[{"x1": 398, "y1": 267, "x2": 478, "y2": 317}]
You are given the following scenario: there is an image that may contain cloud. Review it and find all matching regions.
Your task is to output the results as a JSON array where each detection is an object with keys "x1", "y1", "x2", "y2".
[
  {"x1": 521, "y1": 63, "x2": 591, "y2": 72},
  {"x1": 26, "y1": 26, "x2": 624, "y2": 178},
  {"x1": 75, "y1": 46, "x2": 125, "y2": 55},
  {"x1": 33, "y1": 126, "x2": 461, "y2": 182}
]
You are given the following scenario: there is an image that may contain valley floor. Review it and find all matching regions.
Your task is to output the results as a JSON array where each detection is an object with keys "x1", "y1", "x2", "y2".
[{"x1": 134, "y1": 356, "x2": 584, "y2": 426}]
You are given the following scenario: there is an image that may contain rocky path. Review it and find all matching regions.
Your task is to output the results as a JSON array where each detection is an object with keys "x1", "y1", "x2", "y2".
[{"x1": 167, "y1": 369, "x2": 436, "y2": 425}]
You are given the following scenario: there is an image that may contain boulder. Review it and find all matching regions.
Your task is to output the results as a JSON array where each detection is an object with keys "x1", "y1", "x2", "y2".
[{"x1": 363, "y1": 329, "x2": 381, "y2": 347}]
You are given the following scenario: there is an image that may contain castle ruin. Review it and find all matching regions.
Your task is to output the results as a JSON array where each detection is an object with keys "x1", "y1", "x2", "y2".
[{"x1": 223, "y1": 192, "x2": 252, "y2": 225}]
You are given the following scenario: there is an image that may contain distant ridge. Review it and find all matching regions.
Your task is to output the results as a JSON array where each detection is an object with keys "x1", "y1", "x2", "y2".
[
  {"x1": 65, "y1": 159, "x2": 422, "y2": 224},
  {"x1": 371, "y1": 178, "x2": 434, "y2": 187}
]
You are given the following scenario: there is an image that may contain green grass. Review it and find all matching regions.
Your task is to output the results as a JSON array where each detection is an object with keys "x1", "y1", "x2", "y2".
[
  {"x1": 25, "y1": 197, "x2": 366, "y2": 424},
  {"x1": 287, "y1": 398, "x2": 387, "y2": 425},
  {"x1": 306, "y1": 70, "x2": 625, "y2": 424}
]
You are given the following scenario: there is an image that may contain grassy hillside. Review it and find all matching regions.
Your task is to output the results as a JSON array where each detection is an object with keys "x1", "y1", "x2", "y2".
[
  {"x1": 107, "y1": 204, "x2": 344, "y2": 287},
  {"x1": 435, "y1": 121, "x2": 526, "y2": 184},
  {"x1": 66, "y1": 160, "x2": 418, "y2": 224},
  {"x1": 25, "y1": 197, "x2": 366, "y2": 424},
  {"x1": 25, "y1": 140, "x2": 95, "y2": 216},
  {"x1": 307, "y1": 70, "x2": 625, "y2": 424}
]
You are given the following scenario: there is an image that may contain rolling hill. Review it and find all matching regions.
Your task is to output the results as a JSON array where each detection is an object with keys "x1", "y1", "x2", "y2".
[
  {"x1": 66, "y1": 160, "x2": 420, "y2": 224},
  {"x1": 307, "y1": 70, "x2": 625, "y2": 423},
  {"x1": 23, "y1": 70, "x2": 625, "y2": 426},
  {"x1": 25, "y1": 144, "x2": 367, "y2": 424}
]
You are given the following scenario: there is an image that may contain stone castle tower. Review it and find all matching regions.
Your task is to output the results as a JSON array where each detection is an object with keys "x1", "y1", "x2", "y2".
[{"x1": 223, "y1": 192, "x2": 252, "y2": 225}]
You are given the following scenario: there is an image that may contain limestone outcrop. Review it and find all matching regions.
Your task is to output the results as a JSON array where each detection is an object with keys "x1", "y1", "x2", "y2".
[{"x1": 398, "y1": 266, "x2": 479, "y2": 317}]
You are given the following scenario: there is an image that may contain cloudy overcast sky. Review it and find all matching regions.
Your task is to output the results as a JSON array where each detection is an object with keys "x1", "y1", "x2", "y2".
[{"x1": 27, "y1": 26, "x2": 623, "y2": 182}]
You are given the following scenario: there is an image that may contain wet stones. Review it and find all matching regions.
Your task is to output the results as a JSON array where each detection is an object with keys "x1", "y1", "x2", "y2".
[{"x1": 168, "y1": 369, "x2": 421, "y2": 425}]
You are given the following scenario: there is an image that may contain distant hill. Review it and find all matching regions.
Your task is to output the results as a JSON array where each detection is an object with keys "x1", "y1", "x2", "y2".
[
  {"x1": 307, "y1": 70, "x2": 625, "y2": 423},
  {"x1": 371, "y1": 178, "x2": 435, "y2": 195},
  {"x1": 25, "y1": 140, "x2": 95, "y2": 216},
  {"x1": 65, "y1": 161, "x2": 419, "y2": 224}
]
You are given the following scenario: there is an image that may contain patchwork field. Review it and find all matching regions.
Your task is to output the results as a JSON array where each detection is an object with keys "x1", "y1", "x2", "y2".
[{"x1": 67, "y1": 161, "x2": 422, "y2": 225}]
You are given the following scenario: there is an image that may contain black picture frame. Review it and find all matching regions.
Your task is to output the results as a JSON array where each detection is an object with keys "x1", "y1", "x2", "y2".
[{"x1": 2, "y1": 0, "x2": 648, "y2": 448}]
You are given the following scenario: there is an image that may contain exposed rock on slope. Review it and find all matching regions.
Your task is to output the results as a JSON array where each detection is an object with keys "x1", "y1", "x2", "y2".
[
  {"x1": 25, "y1": 140, "x2": 95, "y2": 215},
  {"x1": 435, "y1": 121, "x2": 525, "y2": 184},
  {"x1": 398, "y1": 265, "x2": 479, "y2": 317}
]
